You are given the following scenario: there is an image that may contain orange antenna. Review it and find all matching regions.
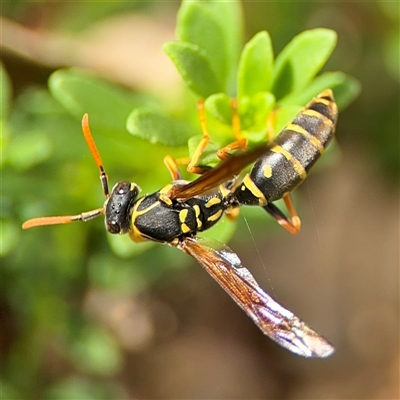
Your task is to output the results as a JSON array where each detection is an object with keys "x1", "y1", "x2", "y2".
[
  {"x1": 22, "y1": 208, "x2": 104, "y2": 230},
  {"x1": 82, "y1": 114, "x2": 109, "y2": 198},
  {"x1": 22, "y1": 114, "x2": 109, "y2": 230}
]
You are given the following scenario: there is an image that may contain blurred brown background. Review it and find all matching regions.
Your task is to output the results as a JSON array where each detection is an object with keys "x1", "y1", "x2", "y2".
[{"x1": 1, "y1": 1, "x2": 398, "y2": 399}]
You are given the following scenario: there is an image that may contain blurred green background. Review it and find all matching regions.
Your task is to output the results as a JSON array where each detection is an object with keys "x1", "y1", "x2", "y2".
[{"x1": 1, "y1": 1, "x2": 398, "y2": 399}]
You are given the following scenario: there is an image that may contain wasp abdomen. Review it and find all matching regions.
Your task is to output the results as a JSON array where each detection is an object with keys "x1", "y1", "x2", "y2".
[{"x1": 234, "y1": 90, "x2": 338, "y2": 205}]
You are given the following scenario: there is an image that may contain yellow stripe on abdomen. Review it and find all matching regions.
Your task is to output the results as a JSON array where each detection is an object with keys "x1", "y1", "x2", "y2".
[
  {"x1": 271, "y1": 145, "x2": 307, "y2": 180},
  {"x1": 285, "y1": 122, "x2": 324, "y2": 155}
]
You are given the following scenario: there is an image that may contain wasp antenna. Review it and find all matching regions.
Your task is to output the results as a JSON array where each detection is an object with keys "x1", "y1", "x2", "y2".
[
  {"x1": 81, "y1": 114, "x2": 109, "y2": 198},
  {"x1": 22, "y1": 208, "x2": 104, "y2": 230}
]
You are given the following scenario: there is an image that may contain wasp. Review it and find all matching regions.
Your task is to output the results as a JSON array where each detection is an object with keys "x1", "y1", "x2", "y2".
[{"x1": 23, "y1": 90, "x2": 337, "y2": 358}]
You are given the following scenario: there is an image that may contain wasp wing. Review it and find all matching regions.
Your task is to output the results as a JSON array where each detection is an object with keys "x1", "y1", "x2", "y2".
[
  {"x1": 169, "y1": 145, "x2": 269, "y2": 200},
  {"x1": 177, "y1": 236, "x2": 334, "y2": 358}
]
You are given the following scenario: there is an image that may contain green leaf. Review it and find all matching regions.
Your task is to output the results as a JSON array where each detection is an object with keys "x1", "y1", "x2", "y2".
[
  {"x1": 279, "y1": 71, "x2": 361, "y2": 110},
  {"x1": 237, "y1": 31, "x2": 274, "y2": 98},
  {"x1": 0, "y1": 63, "x2": 12, "y2": 120},
  {"x1": 6, "y1": 131, "x2": 52, "y2": 170},
  {"x1": 49, "y1": 68, "x2": 139, "y2": 134},
  {"x1": 271, "y1": 29, "x2": 337, "y2": 100},
  {"x1": 328, "y1": 75, "x2": 361, "y2": 110},
  {"x1": 239, "y1": 92, "x2": 275, "y2": 135},
  {"x1": 273, "y1": 105, "x2": 302, "y2": 138},
  {"x1": 177, "y1": 2, "x2": 227, "y2": 88},
  {"x1": 48, "y1": 68, "x2": 178, "y2": 177},
  {"x1": 176, "y1": 1, "x2": 243, "y2": 95},
  {"x1": 163, "y1": 41, "x2": 223, "y2": 98},
  {"x1": 11, "y1": 87, "x2": 66, "y2": 117},
  {"x1": 127, "y1": 107, "x2": 194, "y2": 147},
  {"x1": 204, "y1": 93, "x2": 232, "y2": 125},
  {"x1": 204, "y1": 1, "x2": 243, "y2": 94}
]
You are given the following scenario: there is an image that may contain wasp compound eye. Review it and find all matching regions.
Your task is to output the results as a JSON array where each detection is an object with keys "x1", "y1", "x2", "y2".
[
  {"x1": 106, "y1": 219, "x2": 121, "y2": 234},
  {"x1": 105, "y1": 181, "x2": 139, "y2": 234}
]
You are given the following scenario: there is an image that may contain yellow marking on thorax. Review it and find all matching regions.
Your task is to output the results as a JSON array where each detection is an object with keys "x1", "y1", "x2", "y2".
[
  {"x1": 129, "y1": 197, "x2": 161, "y2": 242},
  {"x1": 179, "y1": 209, "x2": 188, "y2": 222},
  {"x1": 159, "y1": 184, "x2": 173, "y2": 194},
  {"x1": 286, "y1": 122, "x2": 324, "y2": 154},
  {"x1": 205, "y1": 197, "x2": 221, "y2": 208},
  {"x1": 158, "y1": 184, "x2": 173, "y2": 205},
  {"x1": 179, "y1": 209, "x2": 191, "y2": 233},
  {"x1": 181, "y1": 223, "x2": 191, "y2": 233},
  {"x1": 131, "y1": 197, "x2": 160, "y2": 217},
  {"x1": 129, "y1": 230, "x2": 147, "y2": 243},
  {"x1": 271, "y1": 145, "x2": 307, "y2": 180},
  {"x1": 193, "y1": 204, "x2": 201, "y2": 217},
  {"x1": 263, "y1": 164, "x2": 273, "y2": 178},
  {"x1": 207, "y1": 209, "x2": 223, "y2": 222},
  {"x1": 242, "y1": 174, "x2": 267, "y2": 205},
  {"x1": 219, "y1": 184, "x2": 231, "y2": 198},
  {"x1": 193, "y1": 204, "x2": 202, "y2": 229}
]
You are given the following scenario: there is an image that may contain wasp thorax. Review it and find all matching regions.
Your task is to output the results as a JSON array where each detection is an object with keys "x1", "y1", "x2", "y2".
[{"x1": 105, "y1": 181, "x2": 140, "y2": 234}]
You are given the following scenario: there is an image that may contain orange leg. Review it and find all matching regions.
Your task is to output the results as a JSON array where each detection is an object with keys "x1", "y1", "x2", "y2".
[
  {"x1": 266, "y1": 108, "x2": 278, "y2": 144},
  {"x1": 263, "y1": 193, "x2": 301, "y2": 235},
  {"x1": 217, "y1": 98, "x2": 248, "y2": 159},
  {"x1": 163, "y1": 155, "x2": 182, "y2": 180},
  {"x1": 216, "y1": 139, "x2": 248, "y2": 160},
  {"x1": 186, "y1": 99, "x2": 211, "y2": 174},
  {"x1": 283, "y1": 193, "x2": 301, "y2": 233},
  {"x1": 231, "y1": 98, "x2": 242, "y2": 140},
  {"x1": 187, "y1": 97, "x2": 251, "y2": 172},
  {"x1": 175, "y1": 156, "x2": 211, "y2": 175},
  {"x1": 225, "y1": 205, "x2": 241, "y2": 221}
]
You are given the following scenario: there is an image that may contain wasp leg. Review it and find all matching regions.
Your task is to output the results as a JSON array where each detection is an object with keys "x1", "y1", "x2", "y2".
[
  {"x1": 186, "y1": 99, "x2": 211, "y2": 174},
  {"x1": 174, "y1": 156, "x2": 212, "y2": 175},
  {"x1": 188, "y1": 98, "x2": 248, "y2": 172},
  {"x1": 216, "y1": 139, "x2": 248, "y2": 160},
  {"x1": 217, "y1": 98, "x2": 248, "y2": 160},
  {"x1": 283, "y1": 193, "x2": 301, "y2": 233},
  {"x1": 163, "y1": 155, "x2": 182, "y2": 180},
  {"x1": 266, "y1": 107, "x2": 278, "y2": 144},
  {"x1": 182, "y1": 162, "x2": 212, "y2": 175},
  {"x1": 263, "y1": 194, "x2": 301, "y2": 235},
  {"x1": 219, "y1": 100, "x2": 280, "y2": 159},
  {"x1": 226, "y1": 205, "x2": 241, "y2": 221}
]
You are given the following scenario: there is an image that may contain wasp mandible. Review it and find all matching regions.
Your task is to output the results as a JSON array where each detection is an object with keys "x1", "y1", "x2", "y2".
[{"x1": 23, "y1": 90, "x2": 337, "y2": 358}]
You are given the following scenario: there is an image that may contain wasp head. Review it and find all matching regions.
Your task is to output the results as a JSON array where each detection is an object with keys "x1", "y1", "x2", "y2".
[{"x1": 105, "y1": 181, "x2": 140, "y2": 234}]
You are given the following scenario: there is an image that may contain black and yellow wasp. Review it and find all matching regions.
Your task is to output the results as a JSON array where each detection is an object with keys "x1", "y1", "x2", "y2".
[{"x1": 23, "y1": 90, "x2": 338, "y2": 358}]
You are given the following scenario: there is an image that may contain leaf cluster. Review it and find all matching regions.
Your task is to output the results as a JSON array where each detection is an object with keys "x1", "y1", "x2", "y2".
[{"x1": 160, "y1": 1, "x2": 360, "y2": 167}]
